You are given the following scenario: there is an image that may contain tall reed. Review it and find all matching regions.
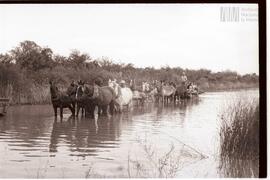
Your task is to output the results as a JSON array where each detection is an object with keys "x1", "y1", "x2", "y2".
[{"x1": 219, "y1": 98, "x2": 259, "y2": 177}]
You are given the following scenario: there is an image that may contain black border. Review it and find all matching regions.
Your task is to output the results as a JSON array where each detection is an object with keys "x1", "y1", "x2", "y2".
[
  {"x1": 258, "y1": 0, "x2": 267, "y2": 178},
  {"x1": 0, "y1": 0, "x2": 267, "y2": 178}
]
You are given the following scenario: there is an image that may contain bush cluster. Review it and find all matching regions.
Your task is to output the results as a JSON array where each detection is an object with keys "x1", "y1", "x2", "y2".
[{"x1": 0, "y1": 40, "x2": 259, "y2": 104}]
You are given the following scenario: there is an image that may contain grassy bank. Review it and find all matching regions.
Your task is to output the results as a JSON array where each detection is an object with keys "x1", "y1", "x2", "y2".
[
  {"x1": 219, "y1": 98, "x2": 259, "y2": 177},
  {"x1": 0, "y1": 40, "x2": 259, "y2": 105},
  {"x1": 5, "y1": 84, "x2": 258, "y2": 106}
]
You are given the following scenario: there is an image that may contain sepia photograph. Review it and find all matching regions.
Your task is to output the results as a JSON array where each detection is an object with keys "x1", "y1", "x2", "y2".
[{"x1": 0, "y1": 3, "x2": 263, "y2": 178}]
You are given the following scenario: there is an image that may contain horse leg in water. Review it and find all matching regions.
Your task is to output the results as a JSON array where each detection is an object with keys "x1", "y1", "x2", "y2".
[
  {"x1": 53, "y1": 105, "x2": 57, "y2": 117},
  {"x1": 98, "y1": 106, "x2": 102, "y2": 115},
  {"x1": 81, "y1": 106, "x2": 85, "y2": 117},
  {"x1": 101, "y1": 105, "x2": 110, "y2": 116},
  {"x1": 114, "y1": 103, "x2": 120, "y2": 113},
  {"x1": 118, "y1": 104, "x2": 123, "y2": 113},
  {"x1": 69, "y1": 104, "x2": 75, "y2": 116},
  {"x1": 76, "y1": 106, "x2": 79, "y2": 117},
  {"x1": 168, "y1": 95, "x2": 172, "y2": 103},
  {"x1": 126, "y1": 101, "x2": 130, "y2": 111},
  {"x1": 127, "y1": 100, "x2": 133, "y2": 111},
  {"x1": 175, "y1": 94, "x2": 179, "y2": 103},
  {"x1": 79, "y1": 103, "x2": 85, "y2": 117},
  {"x1": 76, "y1": 103, "x2": 80, "y2": 117},
  {"x1": 87, "y1": 106, "x2": 95, "y2": 119},
  {"x1": 101, "y1": 105, "x2": 108, "y2": 116},
  {"x1": 109, "y1": 101, "x2": 115, "y2": 115},
  {"x1": 60, "y1": 106, "x2": 63, "y2": 119},
  {"x1": 72, "y1": 102, "x2": 76, "y2": 112}
]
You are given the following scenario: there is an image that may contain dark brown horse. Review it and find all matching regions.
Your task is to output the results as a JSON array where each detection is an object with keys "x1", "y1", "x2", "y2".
[
  {"x1": 49, "y1": 81, "x2": 75, "y2": 118},
  {"x1": 174, "y1": 85, "x2": 187, "y2": 102},
  {"x1": 174, "y1": 82, "x2": 193, "y2": 102},
  {"x1": 75, "y1": 81, "x2": 87, "y2": 117},
  {"x1": 66, "y1": 81, "x2": 77, "y2": 110}
]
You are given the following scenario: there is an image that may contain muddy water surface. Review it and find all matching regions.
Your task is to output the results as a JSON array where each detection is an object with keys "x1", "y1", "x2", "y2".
[{"x1": 0, "y1": 89, "x2": 259, "y2": 178}]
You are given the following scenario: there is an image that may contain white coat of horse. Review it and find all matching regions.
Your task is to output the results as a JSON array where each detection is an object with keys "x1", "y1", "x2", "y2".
[{"x1": 115, "y1": 87, "x2": 133, "y2": 112}]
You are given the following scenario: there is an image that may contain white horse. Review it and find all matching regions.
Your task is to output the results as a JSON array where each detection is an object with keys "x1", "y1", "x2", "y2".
[
  {"x1": 115, "y1": 87, "x2": 133, "y2": 113},
  {"x1": 108, "y1": 79, "x2": 133, "y2": 112}
]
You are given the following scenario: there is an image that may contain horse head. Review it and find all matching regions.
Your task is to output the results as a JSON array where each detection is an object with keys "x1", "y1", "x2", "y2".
[
  {"x1": 108, "y1": 79, "x2": 114, "y2": 88},
  {"x1": 66, "y1": 82, "x2": 78, "y2": 98},
  {"x1": 76, "y1": 81, "x2": 86, "y2": 100},
  {"x1": 155, "y1": 82, "x2": 163, "y2": 94},
  {"x1": 49, "y1": 81, "x2": 60, "y2": 100},
  {"x1": 92, "y1": 85, "x2": 100, "y2": 99}
]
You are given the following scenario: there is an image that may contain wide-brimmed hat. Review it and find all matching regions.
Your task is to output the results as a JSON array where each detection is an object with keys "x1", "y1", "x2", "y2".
[{"x1": 120, "y1": 80, "x2": 125, "y2": 84}]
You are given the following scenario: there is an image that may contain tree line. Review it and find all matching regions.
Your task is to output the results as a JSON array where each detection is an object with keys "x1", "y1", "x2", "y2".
[{"x1": 0, "y1": 40, "x2": 259, "y2": 104}]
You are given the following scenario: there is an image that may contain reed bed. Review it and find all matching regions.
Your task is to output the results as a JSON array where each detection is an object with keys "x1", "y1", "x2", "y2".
[{"x1": 219, "y1": 98, "x2": 259, "y2": 177}]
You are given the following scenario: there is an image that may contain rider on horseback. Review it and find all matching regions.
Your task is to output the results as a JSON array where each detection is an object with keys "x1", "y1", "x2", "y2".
[{"x1": 181, "y1": 72, "x2": 188, "y2": 85}]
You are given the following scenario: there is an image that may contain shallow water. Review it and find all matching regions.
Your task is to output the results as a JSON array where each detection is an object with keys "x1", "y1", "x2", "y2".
[{"x1": 0, "y1": 89, "x2": 259, "y2": 178}]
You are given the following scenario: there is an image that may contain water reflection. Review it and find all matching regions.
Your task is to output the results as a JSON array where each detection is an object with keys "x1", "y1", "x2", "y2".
[
  {"x1": 49, "y1": 112, "x2": 135, "y2": 157},
  {"x1": 0, "y1": 90, "x2": 259, "y2": 178},
  {"x1": 0, "y1": 105, "x2": 52, "y2": 152}
]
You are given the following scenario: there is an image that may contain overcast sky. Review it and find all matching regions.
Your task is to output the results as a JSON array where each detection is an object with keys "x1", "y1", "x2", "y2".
[{"x1": 0, "y1": 4, "x2": 258, "y2": 75}]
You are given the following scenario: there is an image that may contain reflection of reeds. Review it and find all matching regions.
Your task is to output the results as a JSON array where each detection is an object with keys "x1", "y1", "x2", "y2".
[
  {"x1": 219, "y1": 99, "x2": 259, "y2": 177},
  {"x1": 126, "y1": 137, "x2": 203, "y2": 178},
  {"x1": 84, "y1": 136, "x2": 202, "y2": 178}
]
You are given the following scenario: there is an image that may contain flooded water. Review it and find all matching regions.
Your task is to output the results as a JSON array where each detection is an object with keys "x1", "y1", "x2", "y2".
[{"x1": 0, "y1": 89, "x2": 259, "y2": 178}]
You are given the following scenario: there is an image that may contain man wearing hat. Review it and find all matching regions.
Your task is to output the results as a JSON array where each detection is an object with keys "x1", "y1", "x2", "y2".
[
  {"x1": 181, "y1": 72, "x2": 188, "y2": 84},
  {"x1": 120, "y1": 80, "x2": 126, "y2": 88}
]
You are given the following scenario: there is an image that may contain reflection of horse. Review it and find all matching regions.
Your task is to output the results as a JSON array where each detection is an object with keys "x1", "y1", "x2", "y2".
[
  {"x1": 49, "y1": 81, "x2": 75, "y2": 118},
  {"x1": 49, "y1": 114, "x2": 127, "y2": 154},
  {"x1": 115, "y1": 87, "x2": 133, "y2": 112}
]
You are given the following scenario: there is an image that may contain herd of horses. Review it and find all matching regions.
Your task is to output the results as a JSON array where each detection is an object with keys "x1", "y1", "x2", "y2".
[{"x1": 49, "y1": 79, "x2": 201, "y2": 119}]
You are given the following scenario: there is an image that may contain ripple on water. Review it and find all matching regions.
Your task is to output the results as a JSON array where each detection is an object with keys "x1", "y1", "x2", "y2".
[{"x1": 0, "y1": 90, "x2": 259, "y2": 178}]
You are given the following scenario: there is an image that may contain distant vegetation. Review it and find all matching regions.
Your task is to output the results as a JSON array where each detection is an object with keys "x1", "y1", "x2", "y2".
[
  {"x1": 0, "y1": 40, "x2": 259, "y2": 104},
  {"x1": 219, "y1": 99, "x2": 259, "y2": 177}
]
